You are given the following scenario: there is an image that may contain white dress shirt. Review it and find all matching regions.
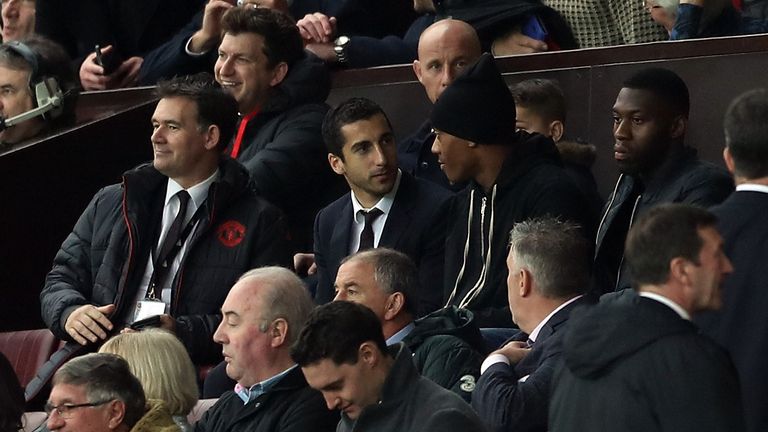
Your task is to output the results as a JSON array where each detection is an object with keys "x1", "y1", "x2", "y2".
[
  {"x1": 131, "y1": 170, "x2": 219, "y2": 318},
  {"x1": 348, "y1": 170, "x2": 402, "y2": 253}
]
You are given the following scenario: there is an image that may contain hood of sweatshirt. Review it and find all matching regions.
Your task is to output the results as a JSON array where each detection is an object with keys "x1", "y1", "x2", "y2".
[{"x1": 562, "y1": 289, "x2": 696, "y2": 379}]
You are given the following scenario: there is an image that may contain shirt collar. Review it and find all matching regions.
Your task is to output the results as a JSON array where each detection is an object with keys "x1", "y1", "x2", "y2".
[
  {"x1": 639, "y1": 291, "x2": 691, "y2": 321},
  {"x1": 528, "y1": 295, "x2": 583, "y2": 342},
  {"x1": 351, "y1": 169, "x2": 402, "y2": 220},
  {"x1": 234, "y1": 364, "x2": 297, "y2": 405},
  {"x1": 736, "y1": 183, "x2": 768, "y2": 194},
  {"x1": 386, "y1": 322, "x2": 415, "y2": 346},
  {"x1": 164, "y1": 169, "x2": 220, "y2": 209}
]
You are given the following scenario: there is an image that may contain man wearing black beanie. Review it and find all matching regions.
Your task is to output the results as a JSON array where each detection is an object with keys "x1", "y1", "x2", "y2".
[{"x1": 431, "y1": 53, "x2": 594, "y2": 330}]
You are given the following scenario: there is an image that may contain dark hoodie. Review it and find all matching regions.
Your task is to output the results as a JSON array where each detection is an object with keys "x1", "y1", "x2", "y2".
[
  {"x1": 444, "y1": 134, "x2": 593, "y2": 328},
  {"x1": 549, "y1": 290, "x2": 744, "y2": 432},
  {"x1": 403, "y1": 306, "x2": 486, "y2": 401}
]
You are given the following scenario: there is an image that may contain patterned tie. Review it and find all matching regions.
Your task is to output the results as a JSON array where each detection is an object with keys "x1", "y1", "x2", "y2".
[{"x1": 357, "y1": 208, "x2": 383, "y2": 252}]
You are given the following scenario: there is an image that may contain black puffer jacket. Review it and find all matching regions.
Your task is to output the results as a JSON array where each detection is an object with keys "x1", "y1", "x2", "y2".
[
  {"x1": 404, "y1": 306, "x2": 486, "y2": 401},
  {"x1": 41, "y1": 158, "x2": 292, "y2": 364}
]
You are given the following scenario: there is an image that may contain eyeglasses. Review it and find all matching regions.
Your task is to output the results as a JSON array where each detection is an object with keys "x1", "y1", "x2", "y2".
[{"x1": 44, "y1": 400, "x2": 113, "y2": 419}]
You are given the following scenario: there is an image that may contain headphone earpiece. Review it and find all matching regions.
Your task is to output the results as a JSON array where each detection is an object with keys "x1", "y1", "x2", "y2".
[{"x1": 4, "y1": 41, "x2": 64, "y2": 121}]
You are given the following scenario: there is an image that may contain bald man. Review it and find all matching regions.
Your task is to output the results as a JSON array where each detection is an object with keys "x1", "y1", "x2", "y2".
[{"x1": 398, "y1": 19, "x2": 482, "y2": 191}]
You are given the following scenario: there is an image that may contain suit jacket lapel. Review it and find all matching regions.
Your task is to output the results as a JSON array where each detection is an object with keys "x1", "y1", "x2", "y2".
[
  {"x1": 329, "y1": 198, "x2": 354, "y2": 264},
  {"x1": 379, "y1": 172, "x2": 416, "y2": 248}
]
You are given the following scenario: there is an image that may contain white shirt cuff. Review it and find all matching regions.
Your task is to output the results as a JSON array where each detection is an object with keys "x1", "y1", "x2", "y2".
[
  {"x1": 481, "y1": 353, "x2": 510, "y2": 374},
  {"x1": 185, "y1": 37, "x2": 210, "y2": 57}
]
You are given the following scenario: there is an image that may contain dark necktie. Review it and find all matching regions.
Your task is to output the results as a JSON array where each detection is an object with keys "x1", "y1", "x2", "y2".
[
  {"x1": 358, "y1": 208, "x2": 383, "y2": 252},
  {"x1": 157, "y1": 190, "x2": 191, "y2": 269}
]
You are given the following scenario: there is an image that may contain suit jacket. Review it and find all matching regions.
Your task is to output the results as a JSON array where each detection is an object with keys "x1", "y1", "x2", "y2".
[
  {"x1": 314, "y1": 172, "x2": 452, "y2": 315},
  {"x1": 699, "y1": 190, "x2": 768, "y2": 432},
  {"x1": 472, "y1": 297, "x2": 587, "y2": 432}
]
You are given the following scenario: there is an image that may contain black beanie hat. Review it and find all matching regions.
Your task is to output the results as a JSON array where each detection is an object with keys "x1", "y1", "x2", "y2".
[{"x1": 430, "y1": 53, "x2": 517, "y2": 145}]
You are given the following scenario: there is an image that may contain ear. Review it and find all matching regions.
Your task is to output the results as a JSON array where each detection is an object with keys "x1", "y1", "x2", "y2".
[
  {"x1": 383, "y1": 292, "x2": 405, "y2": 321},
  {"x1": 723, "y1": 146, "x2": 736, "y2": 174},
  {"x1": 519, "y1": 268, "x2": 533, "y2": 298},
  {"x1": 358, "y1": 341, "x2": 380, "y2": 367},
  {"x1": 328, "y1": 152, "x2": 346, "y2": 175},
  {"x1": 670, "y1": 115, "x2": 687, "y2": 139},
  {"x1": 549, "y1": 120, "x2": 564, "y2": 142},
  {"x1": 269, "y1": 62, "x2": 289, "y2": 87},
  {"x1": 412, "y1": 60, "x2": 423, "y2": 83},
  {"x1": 269, "y1": 318, "x2": 289, "y2": 348},
  {"x1": 669, "y1": 256, "x2": 692, "y2": 286},
  {"x1": 106, "y1": 400, "x2": 127, "y2": 430},
  {"x1": 204, "y1": 124, "x2": 220, "y2": 151}
]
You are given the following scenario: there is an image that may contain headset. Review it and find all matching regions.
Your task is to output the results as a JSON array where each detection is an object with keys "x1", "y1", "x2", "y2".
[{"x1": 0, "y1": 40, "x2": 64, "y2": 131}]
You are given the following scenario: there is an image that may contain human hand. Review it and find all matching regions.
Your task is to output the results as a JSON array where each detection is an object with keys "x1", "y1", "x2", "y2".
[
  {"x1": 240, "y1": 0, "x2": 290, "y2": 14},
  {"x1": 113, "y1": 56, "x2": 143, "y2": 88},
  {"x1": 158, "y1": 314, "x2": 176, "y2": 333},
  {"x1": 297, "y1": 13, "x2": 337, "y2": 43},
  {"x1": 293, "y1": 253, "x2": 317, "y2": 276},
  {"x1": 492, "y1": 340, "x2": 531, "y2": 363},
  {"x1": 79, "y1": 46, "x2": 142, "y2": 90},
  {"x1": 190, "y1": 0, "x2": 236, "y2": 53},
  {"x1": 65, "y1": 304, "x2": 115, "y2": 345},
  {"x1": 492, "y1": 31, "x2": 548, "y2": 56}
]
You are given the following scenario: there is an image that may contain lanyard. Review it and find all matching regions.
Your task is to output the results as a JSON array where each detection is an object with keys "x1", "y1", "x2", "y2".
[{"x1": 146, "y1": 208, "x2": 204, "y2": 300}]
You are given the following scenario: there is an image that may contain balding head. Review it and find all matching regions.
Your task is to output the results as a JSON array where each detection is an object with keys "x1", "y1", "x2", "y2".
[
  {"x1": 213, "y1": 267, "x2": 314, "y2": 386},
  {"x1": 413, "y1": 19, "x2": 482, "y2": 103}
]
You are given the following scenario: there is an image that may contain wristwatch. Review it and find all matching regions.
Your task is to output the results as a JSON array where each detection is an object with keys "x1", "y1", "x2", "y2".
[{"x1": 333, "y1": 36, "x2": 351, "y2": 64}]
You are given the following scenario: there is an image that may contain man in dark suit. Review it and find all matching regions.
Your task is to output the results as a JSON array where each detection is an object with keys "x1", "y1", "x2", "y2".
[
  {"x1": 550, "y1": 204, "x2": 743, "y2": 432},
  {"x1": 698, "y1": 88, "x2": 768, "y2": 432},
  {"x1": 472, "y1": 218, "x2": 590, "y2": 432},
  {"x1": 311, "y1": 97, "x2": 452, "y2": 315}
]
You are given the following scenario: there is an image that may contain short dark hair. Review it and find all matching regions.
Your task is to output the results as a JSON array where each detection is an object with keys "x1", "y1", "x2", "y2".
[
  {"x1": 625, "y1": 204, "x2": 717, "y2": 287},
  {"x1": 53, "y1": 353, "x2": 146, "y2": 428},
  {"x1": 0, "y1": 353, "x2": 23, "y2": 432},
  {"x1": 291, "y1": 301, "x2": 389, "y2": 367},
  {"x1": 322, "y1": 97, "x2": 393, "y2": 160},
  {"x1": 507, "y1": 218, "x2": 589, "y2": 298},
  {"x1": 155, "y1": 73, "x2": 239, "y2": 150},
  {"x1": 341, "y1": 248, "x2": 420, "y2": 316},
  {"x1": 622, "y1": 67, "x2": 690, "y2": 116},
  {"x1": 723, "y1": 88, "x2": 768, "y2": 179},
  {"x1": 510, "y1": 79, "x2": 567, "y2": 123},
  {"x1": 221, "y1": 7, "x2": 303, "y2": 69}
]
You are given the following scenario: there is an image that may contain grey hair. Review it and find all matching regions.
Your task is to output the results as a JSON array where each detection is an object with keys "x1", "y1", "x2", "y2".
[
  {"x1": 52, "y1": 353, "x2": 146, "y2": 428},
  {"x1": 340, "y1": 248, "x2": 420, "y2": 316},
  {"x1": 238, "y1": 266, "x2": 314, "y2": 345},
  {"x1": 507, "y1": 218, "x2": 589, "y2": 299}
]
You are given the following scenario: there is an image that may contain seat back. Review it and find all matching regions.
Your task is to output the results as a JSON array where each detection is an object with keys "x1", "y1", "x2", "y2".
[{"x1": 0, "y1": 329, "x2": 58, "y2": 388}]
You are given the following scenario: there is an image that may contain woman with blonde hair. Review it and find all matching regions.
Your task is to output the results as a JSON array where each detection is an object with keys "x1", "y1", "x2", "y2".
[{"x1": 99, "y1": 329, "x2": 198, "y2": 431}]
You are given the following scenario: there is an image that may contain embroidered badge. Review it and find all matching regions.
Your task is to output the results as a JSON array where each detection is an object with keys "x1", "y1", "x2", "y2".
[
  {"x1": 216, "y1": 220, "x2": 246, "y2": 247},
  {"x1": 459, "y1": 374, "x2": 476, "y2": 393}
]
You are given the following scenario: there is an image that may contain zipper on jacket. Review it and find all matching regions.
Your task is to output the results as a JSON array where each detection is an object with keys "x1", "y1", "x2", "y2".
[
  {"x1": 480, "y1": 196, "x2": 487, "y2": 260},
  {"x1": 614, "y1": 193, "x2": 642, "y2": 290}
]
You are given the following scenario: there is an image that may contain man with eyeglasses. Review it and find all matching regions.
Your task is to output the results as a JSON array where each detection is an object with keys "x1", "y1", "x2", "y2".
[{"x1": 46, "y1": 352, "x2": 178, "y2": 432}]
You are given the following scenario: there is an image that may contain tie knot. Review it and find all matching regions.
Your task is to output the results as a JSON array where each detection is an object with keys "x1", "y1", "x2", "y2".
[
  {"x1": 362, "y1": 208, "x2": 383, "y2": 223},
  {"x1": 176, "y1": 190, "x2": 191, "y2": 207}
]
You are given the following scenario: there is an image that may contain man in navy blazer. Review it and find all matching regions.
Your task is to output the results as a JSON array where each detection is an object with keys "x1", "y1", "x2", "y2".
[
  {"x1": 698, "y1": 88, "x2": 768, "y2": 432},
  {"x1": 311, "y1": 97, "x2": 452, "y2": 316},
  {"x1": 472, "y1": 218, "x2": 590, "y2": 432}
]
